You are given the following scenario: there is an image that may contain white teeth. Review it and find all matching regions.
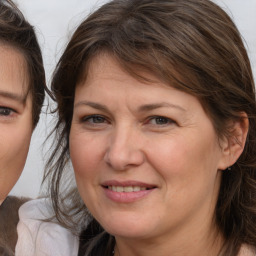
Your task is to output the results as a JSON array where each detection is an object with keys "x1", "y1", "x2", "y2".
[
  {"x1": 116, "y1": 186, "x2": 124, "y2": 192},
  {"x1": 107, "y1": 186, "x2": 148, "y2": 192},
  {"x1": 133, "y1": 186, "x2": 140, "y2": 192},
  {"x1": 124, "y1": 186, "x2": 133, "y2": 192}
]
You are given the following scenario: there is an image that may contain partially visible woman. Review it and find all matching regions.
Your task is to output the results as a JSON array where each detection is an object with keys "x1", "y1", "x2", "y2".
[
  {"x1": 0, "y1": 0, "x2": 45, "y2": 254},
  {"x1": 44, "y1": 0, "x2": 256, "y2": 255}
]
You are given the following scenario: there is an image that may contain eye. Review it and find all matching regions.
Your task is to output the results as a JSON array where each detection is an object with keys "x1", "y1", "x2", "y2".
[
  {"x1": 82, "y1": 114, "x2": 108, "y2": 124},
  {"x1": 0, "y1": 107, "x2": 15, "y2": 117},
  {"x1": 147, "y1": 116, "x2": 175, "y2": 126}
]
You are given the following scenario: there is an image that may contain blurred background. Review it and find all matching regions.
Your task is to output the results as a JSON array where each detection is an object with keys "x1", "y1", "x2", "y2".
[{"x1": 10, "y1": 0, "x2": 256, "y2": 199}]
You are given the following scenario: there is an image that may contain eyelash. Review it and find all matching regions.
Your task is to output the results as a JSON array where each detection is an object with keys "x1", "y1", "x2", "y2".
[
  {"x1": 82, "y1": 115, "x2": 109, "y2": 124},
  {"x1": 146, "y1": 116, "x2": 175, "y2": 126},
  {"x1": 0, "y1": 106, "x2": 16, "y2": 117},
  {"x1": 81, "y1": 114, "x2": 176, "y2": 127}
]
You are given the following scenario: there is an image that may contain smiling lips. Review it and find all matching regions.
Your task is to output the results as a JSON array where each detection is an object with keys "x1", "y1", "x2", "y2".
[{"x1": 102, "y1": 181, "x2": 156, "y2": 203}]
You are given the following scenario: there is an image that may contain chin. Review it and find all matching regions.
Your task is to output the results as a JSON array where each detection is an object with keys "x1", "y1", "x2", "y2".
[
  {"x1": 100, "y1": 215, "x2": 154, "y2": 239},
  {"x1": 108, "y1": 227, "x2": 148, "y2": 239}
]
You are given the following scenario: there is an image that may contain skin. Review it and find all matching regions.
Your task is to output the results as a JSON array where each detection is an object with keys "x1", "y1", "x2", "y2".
[
  {"x1": 70, "y1": 53, "x2": 248, "y2": 256},
  {"x1": 0, "y1": 44, "x2": 33, "y2": 205}
]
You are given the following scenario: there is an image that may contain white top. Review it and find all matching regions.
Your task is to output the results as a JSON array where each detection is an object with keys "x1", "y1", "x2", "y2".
[
  {"x1": 238, "y1": 244, "x2": 256, "y2": 256},
  {"x1": 15, "y1": 198, "x2": 79, "y2": 256}
]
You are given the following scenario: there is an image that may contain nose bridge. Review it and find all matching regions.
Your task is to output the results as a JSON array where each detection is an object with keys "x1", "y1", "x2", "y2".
[
  {"x1": 113, "y1": 123, "x2": 132, "y2": 149},
  {"x1": 104, "y1": 123, "x2": 144, "y2": 170}
]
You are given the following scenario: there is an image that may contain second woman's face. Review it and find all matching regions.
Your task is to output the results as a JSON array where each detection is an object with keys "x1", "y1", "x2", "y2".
[
  {"x1": 70, "y1": 54, "x2": 227, "y2": 241},
  {"x1": 0, "y1": 45, "x2": 33, "y2": 204}
]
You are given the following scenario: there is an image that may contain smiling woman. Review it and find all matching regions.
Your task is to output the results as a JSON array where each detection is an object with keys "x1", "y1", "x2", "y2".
[
  {"x1": 70, "y1": 53, "x2": 229, "y2": 246},
  {"x1": 0, "y1": 0, "x2": 45, "y2": 254},
  {"x1": 44, "y1": 0, "x2": 256, "y2": 255}
]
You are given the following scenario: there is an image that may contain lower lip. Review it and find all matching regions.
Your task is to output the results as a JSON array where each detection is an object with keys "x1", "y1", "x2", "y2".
[{"x1": 103, "y1": 187, "x2": 154, "y2": 203}]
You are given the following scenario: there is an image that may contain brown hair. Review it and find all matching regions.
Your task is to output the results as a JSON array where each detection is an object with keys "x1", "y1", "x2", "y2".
[
  {"x1": 45, "y1": 0, "x2": 256, "y2": 255},
  {"x1": 0, "y1": 0, "x2": 46, "y2": 127}
]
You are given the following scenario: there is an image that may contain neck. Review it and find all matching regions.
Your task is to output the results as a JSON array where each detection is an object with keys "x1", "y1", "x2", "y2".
[{"x1": 114, "y1": 221, "x2": 224, "y2": 256}]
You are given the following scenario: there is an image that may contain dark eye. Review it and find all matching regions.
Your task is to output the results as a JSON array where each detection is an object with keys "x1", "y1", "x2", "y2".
[
  {"x1": 148, "y1": 116, "x2": 174, "y2": 125},
  {"x1": 154, "y1": 117, "x2": 170, "y2": 125},
  {"x1": 0, "y1": 107, "x2": 13, "y2": 116}
]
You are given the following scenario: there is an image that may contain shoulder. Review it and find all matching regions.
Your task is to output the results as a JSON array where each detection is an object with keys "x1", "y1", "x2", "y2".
[
  {"x1": 238, "y1": 244, "x2": 256, "y2": 256},
  {"x1": 15, "y1": 198, "x2": 79, "y2": 256},
  {"x1": 0, "y1": 196, "x2": 29, "y2": 228},
  {"x1": 0, "y1": 196, "x2": 29, "y2": 255}
]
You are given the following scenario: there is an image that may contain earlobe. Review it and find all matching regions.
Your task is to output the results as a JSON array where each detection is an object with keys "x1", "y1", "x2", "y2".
[{"x1": 218, "y1": 112, "x2": 249, "y2": 170}]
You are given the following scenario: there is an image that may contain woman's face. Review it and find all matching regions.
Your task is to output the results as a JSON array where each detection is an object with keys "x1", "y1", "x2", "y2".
[
  {"x1": 70, "y1": 54, "x2": 227, "y2": 242},
  {"x1": 0, "y1": 45, "x2": 33, "y2": 204}
]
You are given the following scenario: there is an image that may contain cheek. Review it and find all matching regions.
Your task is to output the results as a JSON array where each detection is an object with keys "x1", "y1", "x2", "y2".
[
  {"x1": 0, "y1": 125, "x2": 32, "y2": 199},
  {"x1": 69, "y1": 132, "x2": 106, "y2": 210},
  {"x1": 70, "y1": 133, "x2": 103, "y2": 180},
  {"x1": 144, "y1": 133, "x2": 222, "y2": 226},
  {"x1": 0, "y1": 127, "x2": 31, "y2": 166},
  {"x1": 145, "y1": 135, "x2": 190, "y2": 176},
  {"x1": 146, "y1": 131, "x2": 221, "y2": 190}
]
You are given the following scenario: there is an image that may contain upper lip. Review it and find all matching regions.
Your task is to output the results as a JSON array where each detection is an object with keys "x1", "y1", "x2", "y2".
[{"x1": 101, "y1": 180, "x2": 157, "y2": 189}]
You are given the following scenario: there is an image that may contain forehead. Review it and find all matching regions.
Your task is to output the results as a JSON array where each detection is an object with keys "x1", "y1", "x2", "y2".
[
  {"x1": 0, "y1": 43, "x2": 29, "y2": 98},
  {"x1": 77, "y1": 53, "x2": 201, "y2": 111},
  {"x1": 80, "y1": 52, "x2": 167, "y2": 88}
]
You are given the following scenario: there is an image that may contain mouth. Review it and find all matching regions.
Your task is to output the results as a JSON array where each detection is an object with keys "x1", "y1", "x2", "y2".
[
  {"x1": 101, "y1": 181, "x2": 156, "y2": 203},
  {"x1": 101, "y1": 180, "x2": 157, "y2": 193},
  {"x1": 105, "y1": 185, "x2": 151, "y2": 192}
]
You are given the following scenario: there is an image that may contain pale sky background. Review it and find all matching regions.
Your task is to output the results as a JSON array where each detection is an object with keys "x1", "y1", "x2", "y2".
[{"x1": 10, "y1": 0, "x2": 256, "y2": 199}]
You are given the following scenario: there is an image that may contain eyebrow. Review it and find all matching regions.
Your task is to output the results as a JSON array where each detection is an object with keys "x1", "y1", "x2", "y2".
[
  {"x1": 0, "y1": 90, "x2": 27, "y2": 103},
  {"x1": 74, "y1": 101, "x2": 186, "y2": 112},
  {"x1": 138, "y1": 103, "x2": 186, "y2": 112},
  {"x1": 74, "y1": 101, "x2": 109, "y2": 112}
]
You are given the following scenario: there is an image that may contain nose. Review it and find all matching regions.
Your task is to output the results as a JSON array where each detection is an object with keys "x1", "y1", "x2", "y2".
[{"x1": 104, "y1": 126, "x2": 145, "y2": 171}]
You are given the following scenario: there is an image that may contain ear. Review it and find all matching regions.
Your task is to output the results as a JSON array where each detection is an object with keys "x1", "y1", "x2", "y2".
[{"x1": 218, "y1": 112, "x2": 249, "y2": 170}]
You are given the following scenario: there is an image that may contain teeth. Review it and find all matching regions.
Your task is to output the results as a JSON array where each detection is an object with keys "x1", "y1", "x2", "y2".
[
  {"x1": 124, "y1": 186, "x2": 133, "y2": 192},
  {"x1": 133, "y1": 186, "x2": 140, "y2": 192},
  {"x1": 107, "y1": 186, "x2": 148, "y2": 192},
  {"x1": 116, "y1": 186, "x2": 124, "y2": 192}
]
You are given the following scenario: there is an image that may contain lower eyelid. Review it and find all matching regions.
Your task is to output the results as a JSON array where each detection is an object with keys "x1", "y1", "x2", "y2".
[{"x1": 0, "y1": 111, "x2": 17, "y2": 122}]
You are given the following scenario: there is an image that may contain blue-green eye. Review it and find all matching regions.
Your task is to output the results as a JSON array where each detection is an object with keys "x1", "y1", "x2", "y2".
[
  {"x1": 82, "y1": 115, "x2": 107, "y2": 124},
  {"x1": 148, "y1": 116, "x2": 174, "y2": 125}
]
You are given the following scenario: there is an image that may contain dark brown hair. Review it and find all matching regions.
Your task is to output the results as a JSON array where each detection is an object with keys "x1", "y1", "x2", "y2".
[
  {"x1": 45, "y1": 0, "x2": 256, "y2": 255},
  {"x1": 0, "y1": 0, "x2": 46, "y2": 127}
]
